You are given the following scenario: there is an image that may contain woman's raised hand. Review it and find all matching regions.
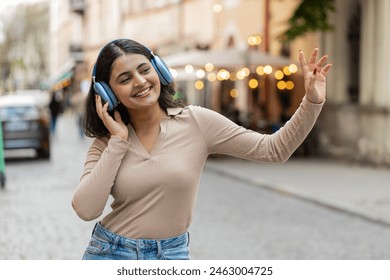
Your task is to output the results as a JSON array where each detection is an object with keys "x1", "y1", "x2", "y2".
[
  {"x1": 95, "y1": 95, "x2": 128, "y2": 140},
  {"x1": 299, "y1": 48, "x2": 332, "y2": 104}
]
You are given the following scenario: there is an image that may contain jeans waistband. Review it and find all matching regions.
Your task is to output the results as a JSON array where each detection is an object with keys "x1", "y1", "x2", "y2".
[{"x1": 92, "y1": 222, "x2": 189, "y2": 251}]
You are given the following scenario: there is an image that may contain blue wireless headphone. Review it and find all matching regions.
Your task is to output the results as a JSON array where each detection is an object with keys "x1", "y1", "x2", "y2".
[{"x1": 92, "y1": 40, "x2": 174, "y2": 111}]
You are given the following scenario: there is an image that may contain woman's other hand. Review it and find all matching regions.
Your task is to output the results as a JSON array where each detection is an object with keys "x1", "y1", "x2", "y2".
[
  {"x1": 299, "y1": 48, "x2": 332, "y2": 104},
  {"x1": 95, "y1": 95, "x2": 128, "y2": 140}
]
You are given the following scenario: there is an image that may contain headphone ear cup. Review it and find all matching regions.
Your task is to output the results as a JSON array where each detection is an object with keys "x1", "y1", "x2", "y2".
[
  {"x1": 93, "y1": 82, "x2": 118, "y2": 111},
  {"x1": 151, "y1": 56, "x2": 174, "y2": 86}
]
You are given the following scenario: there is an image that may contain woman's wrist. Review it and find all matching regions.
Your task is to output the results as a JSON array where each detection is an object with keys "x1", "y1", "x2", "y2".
[
  {"x1": 111, "y1": 134, "x2": 128, "y2": 141},
  {"x1": 305, "y1": 95, "x2": 325, "y2": 104}
]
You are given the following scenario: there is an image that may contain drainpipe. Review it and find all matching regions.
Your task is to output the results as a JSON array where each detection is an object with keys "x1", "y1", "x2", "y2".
[{"x1": 264, "y1": 0, "x2": 270, "y2": 53}]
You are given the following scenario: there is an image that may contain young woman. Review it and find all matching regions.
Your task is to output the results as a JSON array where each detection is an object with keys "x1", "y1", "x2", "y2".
[{"x1": 72, "y1": 38, "x2": 332, "y2": 260}]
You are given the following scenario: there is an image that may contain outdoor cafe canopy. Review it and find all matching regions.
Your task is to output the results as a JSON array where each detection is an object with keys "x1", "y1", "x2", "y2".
[{"x1": 162, "y1": 48, "x2": 293, "y2": 70}]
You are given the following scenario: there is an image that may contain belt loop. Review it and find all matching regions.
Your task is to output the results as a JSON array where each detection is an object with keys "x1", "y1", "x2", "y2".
[{"x1": 156, "y1": 240, "x2": 163, "y2": 258}]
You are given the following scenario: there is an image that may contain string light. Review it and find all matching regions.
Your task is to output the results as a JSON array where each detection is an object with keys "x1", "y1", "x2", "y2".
[
  {"x1": 205, "y1": 63, "x2": 214, "y2": 72},
  {"x1": 207, "y1": 73, "x2": 216, "y2": 82},
  {"x1": 274, "y1": 70, "x2": 284, "y2": 80},
  {"x1": 195, "y1": 80, "x2": 204, "y2": 90},
  {"x1": 289, "y1": 64, "x2": 298, "y2": 73},
  {"x1": 264, "y1": 65, "x2": 273, "y2": 74},
  {"x1": 249, "y1": 79, "x2": 258, "y2": 89},
  {"x1": 283, "y1": 66, "x2": 291, "y2": 76},
  {"x1": 286, "y1": 81, "x2": 295, "y2": 90},
  {"x1": 247, "y1": 35, "x2": 262, "y2": 46},
  {"x1": 185, "y1": 65, "x2": 194, "y2": 73},
  {"x1": 256, "y1": 66, "x2": 265, "y2": 75},
  {"x1": 217, "y1": 69, "x2": 230, "y2": 81},
  {"x1": 196, "y1": 69, "x2": 205, "y2": 78},
  {"x1": 213, "y1": 4, "x2": 223, "y2": 13},
  {"x1": 230, "y1": 89, "x2": 239, "y2": 98},
  {"x1": 277, "y1": 80, "x2": 286, "y2": 90}
]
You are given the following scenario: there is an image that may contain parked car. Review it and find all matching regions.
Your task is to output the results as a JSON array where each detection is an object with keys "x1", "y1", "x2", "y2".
[{"x1": 0, "y1": 93, "x2": 51, "y2": 159}]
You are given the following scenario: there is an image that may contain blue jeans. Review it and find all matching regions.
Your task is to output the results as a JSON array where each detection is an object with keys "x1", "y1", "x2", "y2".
[{"x1": 82, "y1": 223, "x2": 190, "y2": 260}]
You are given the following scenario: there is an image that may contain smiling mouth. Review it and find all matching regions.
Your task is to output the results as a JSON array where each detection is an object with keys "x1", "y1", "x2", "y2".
[{"x1": 133, "y1": 87, "x2": 152, "y2": 98}]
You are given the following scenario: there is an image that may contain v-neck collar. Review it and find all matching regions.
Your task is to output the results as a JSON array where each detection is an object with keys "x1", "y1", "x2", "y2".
[
  {"x1": 127, "y1": 121, "x2": 166, "y2": 159},
  {"x1": 167, "y1": 107, "x2": 184, "y2": 116},
  {"x1": 127, "y1": 107, "x2": 183, "y2": 159}
]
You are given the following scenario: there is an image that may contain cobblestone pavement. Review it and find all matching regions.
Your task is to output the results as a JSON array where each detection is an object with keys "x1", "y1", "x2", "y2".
[
  {"x1": 1, "y1": 112, "x2": 389, "y2": 259},
  {"x1": 0, "y1": 112, "x2": 95, "y2": 259},
  {"x1": 205, "y1": 156, "x2": 390, "y2": 226}
]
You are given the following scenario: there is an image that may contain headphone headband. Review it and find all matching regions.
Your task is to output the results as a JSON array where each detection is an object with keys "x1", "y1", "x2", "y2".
[{"x1": 92, "y1": 40, "x2": 172, "y2": 83}]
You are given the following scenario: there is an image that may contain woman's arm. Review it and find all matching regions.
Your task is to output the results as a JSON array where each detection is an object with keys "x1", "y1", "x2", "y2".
[
  {"x1": 190, "y1": 48, "x2": 332, "y2": 162},
  {"x1": 72, "y1": 136, "x2": 130, "y2": 221}
]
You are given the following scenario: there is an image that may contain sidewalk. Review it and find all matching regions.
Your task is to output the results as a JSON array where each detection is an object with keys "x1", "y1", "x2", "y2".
[{"x1": 204, "y1": 156, "x2": 390, "y2": 226}]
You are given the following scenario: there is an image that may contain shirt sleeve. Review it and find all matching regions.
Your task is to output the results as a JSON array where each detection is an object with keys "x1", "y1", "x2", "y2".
[
  {"x1": 72, "y1": 136, "x2": 130, "y2": 221},
  {"x1": 188, "y1": 97, "x2": 324, "y2": 163}
]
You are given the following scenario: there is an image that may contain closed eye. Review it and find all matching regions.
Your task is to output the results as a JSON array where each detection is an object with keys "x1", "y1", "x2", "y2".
[
  {"x1": 120, "y1": 77, "x2": 131, "y2": 84},
  {"x1": 140, "y1": 67, "x2": 150, "y2": 74}
]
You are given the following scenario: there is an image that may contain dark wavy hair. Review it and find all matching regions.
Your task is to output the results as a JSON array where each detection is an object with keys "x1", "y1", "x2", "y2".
[{"x1": 83, "y1": 38, "x2": 184, "y2": 138}]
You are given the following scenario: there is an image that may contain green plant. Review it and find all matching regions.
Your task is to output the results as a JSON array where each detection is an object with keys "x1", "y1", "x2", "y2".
[{"x1": 281, "y1": 0, "x2": 336, "y2": 42}]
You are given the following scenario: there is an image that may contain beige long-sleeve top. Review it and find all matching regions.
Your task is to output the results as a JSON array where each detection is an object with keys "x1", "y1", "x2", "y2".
[{"x1": 72, "y1": 97, "x2": 323, "y2": 239}]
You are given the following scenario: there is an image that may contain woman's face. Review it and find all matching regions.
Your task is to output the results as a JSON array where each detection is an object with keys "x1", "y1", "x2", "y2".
[{"x1": 109, "y1": 53, "x2": 161, "y2": 111}]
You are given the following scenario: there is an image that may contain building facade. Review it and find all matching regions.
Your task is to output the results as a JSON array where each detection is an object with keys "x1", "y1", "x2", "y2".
[
  {"x1": 47, "y1": 0, "x2": 390, "y2": 165},
  {"x1": 319, "y1": 0, "x2": 390, "y2": 165}
]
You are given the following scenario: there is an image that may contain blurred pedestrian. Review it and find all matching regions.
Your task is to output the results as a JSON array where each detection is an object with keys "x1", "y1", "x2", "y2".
[
  {"x1": 72, "y1": 39, "x2": 332, "y2": 260},
  {"x1": 48, "y1": 90, "x2": 63, "y2": 135}
]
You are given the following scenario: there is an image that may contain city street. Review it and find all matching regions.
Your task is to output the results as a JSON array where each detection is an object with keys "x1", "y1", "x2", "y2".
[
  {"x1": 192, "y1": 168, "x2": 390, "y2": 259},
  {"x1": 0, "y1": 112, "x2": 389, "y2": 259}
]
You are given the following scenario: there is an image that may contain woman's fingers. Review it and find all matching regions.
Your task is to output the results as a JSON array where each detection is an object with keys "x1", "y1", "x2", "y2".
[
  {"x1": 308, "y1": 48, "x2": 318, "y2": 69},
  {"x1": 299, "y1": 50, "x2": 309, "y2": 75},
  {"x1": 300, "y1": 48, "x2": 320, "y2": 74},
  {"x1": 95, "y1": 95, "x2": 102, "y2": 115},
  {"x1": 95, "y1": 94, "x2": 127, "y2": 139},
  {"x1": 321, "y1": 63, "x2": 333, "y2": 77},
  {"x1": 95, "y1": 95, "x2": 104, "y2": 117},
  {"x1": 102, "y1": 101, "x2": 109, "y2": 113},
  {"x1": 114, "y1": 110, "x2": 123, "y2": 124},
  {"x1": 95, "y1": 94, "x2": 110, "y2": 121},
  {"x1": 313, "y1": 54, "x2": 328, "y2": 73},
  {"x1": 300, "y1": 48, "x2": 332, "y2": 77},
  {"x1": 316, "y1": 55, "x2": 328, "y2": 67}
]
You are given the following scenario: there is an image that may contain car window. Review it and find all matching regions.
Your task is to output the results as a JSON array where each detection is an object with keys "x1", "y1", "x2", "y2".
[{"x1": 0, "y1": 106, "x2": 39, "y2": 120}]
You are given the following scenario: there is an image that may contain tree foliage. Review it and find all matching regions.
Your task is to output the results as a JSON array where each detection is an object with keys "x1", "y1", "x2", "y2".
[
  {"x1": 280, "y1": 0, "x2": 336, "y2": 42},
  {"x1": 0, "y1": 3, "x2": 49, "y2": 91}
]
